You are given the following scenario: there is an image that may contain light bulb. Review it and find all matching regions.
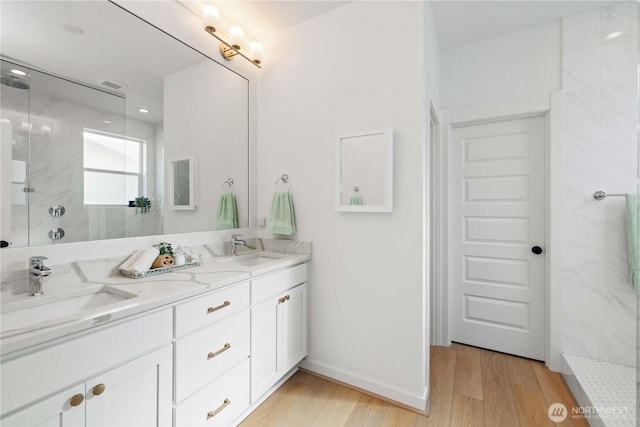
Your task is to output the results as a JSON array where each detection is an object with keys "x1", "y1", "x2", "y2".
[
  {"x1": 203, "y1": 5, "x2": 219, "y2": 32},
  {"x1": 250, "y1": 42, "x2": 263, "y2": 65},
  {"x1": 229, "y1": 25, "x2": 244, "y2": 50}
]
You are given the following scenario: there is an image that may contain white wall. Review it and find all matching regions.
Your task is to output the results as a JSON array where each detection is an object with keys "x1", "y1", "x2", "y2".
[
  {"x1": 256, "y1": 1, "x2": 430, "y2": 409},
  {"x1": 441, "y1": 21, "x2": 562, "y2": 108},
  {"x1": 423, "y1": 1, "x2": 441, "y2": 109}
]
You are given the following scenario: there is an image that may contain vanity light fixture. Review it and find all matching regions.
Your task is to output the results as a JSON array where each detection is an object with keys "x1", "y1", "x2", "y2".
[
  {"x1": 10, "y1": 69, "x2": 26, "y2": 76},
  {"x1": 138, "y1": 108, "x2": 149, "y2": 113},
  {"x1": 202, "y1": 5, "x2": 263, "y2": 68}
]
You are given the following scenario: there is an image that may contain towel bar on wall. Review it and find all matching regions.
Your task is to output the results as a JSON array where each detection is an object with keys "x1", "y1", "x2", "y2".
[{"x1": 593, "y1": 190, "x2": 626, "y2": 201}]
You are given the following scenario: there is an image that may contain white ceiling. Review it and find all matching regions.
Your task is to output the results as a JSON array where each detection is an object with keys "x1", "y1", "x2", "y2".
[
  {"x1": 185, "y1": 0, "x2": 625, "y2": 49},
  {"x1": 431, "y1": 0, "x2": 622, "y2": 49},
  {"x1": 181, "y1": 1, "x2": 351, "y2": 43}
]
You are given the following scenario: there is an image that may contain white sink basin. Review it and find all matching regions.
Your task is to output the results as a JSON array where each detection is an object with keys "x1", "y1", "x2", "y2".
[
  {"x1": 222, "y1": 253, "x2": 282, "y2": 267},
  {"x1": 1, "y1": 286, "x2": 137, "y2": 335}
]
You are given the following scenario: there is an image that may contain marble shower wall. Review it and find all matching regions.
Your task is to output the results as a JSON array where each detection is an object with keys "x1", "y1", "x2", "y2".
[
  {"x1": 561, "y1": 2, "x2": 638, "y2": 367},
  {"x1": 2, "y1": 73, "x2": 162, "y2": 247}
]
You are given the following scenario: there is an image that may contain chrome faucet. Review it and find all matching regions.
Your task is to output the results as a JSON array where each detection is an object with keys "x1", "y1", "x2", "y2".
[
  {"x1": 29, "y1": 256, "x2": 51, "y2": 296},
  {"x1": 231, "y1": 234, "x2": 247, "y2": 256}
]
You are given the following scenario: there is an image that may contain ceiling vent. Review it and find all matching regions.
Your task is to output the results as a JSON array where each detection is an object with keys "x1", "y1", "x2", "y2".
[{"x1": 98, "y1": 79, "x2": 125, "y2": 91}]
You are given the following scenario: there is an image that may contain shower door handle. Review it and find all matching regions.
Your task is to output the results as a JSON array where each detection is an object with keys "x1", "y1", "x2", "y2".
[{"x1": 531, "y1": 246, "x2": 543, "y2": 255}]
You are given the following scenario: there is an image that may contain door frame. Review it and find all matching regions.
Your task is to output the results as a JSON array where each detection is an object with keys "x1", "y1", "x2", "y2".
[
  {"x1": 434, "y1": 92, "x2": 563, "y2": 371},
  {"x1": 429, "y1": 103, "x2": 445, "y2": 346}
]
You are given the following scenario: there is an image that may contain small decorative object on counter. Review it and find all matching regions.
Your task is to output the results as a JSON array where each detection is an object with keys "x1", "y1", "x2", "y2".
[
  {"x1": 134, "y1": 196, "x2": 151, "y2": 214},
  {"x1": 174, "y1": 245, "x2": 186, "y2": 266},
  {"x1": 151, "y1": 242, "x2": 174, "y2": 269},
  {"x1": 152, "y1": 255, "x2": 175, "y2": 269},
  {"x1": 157, "y1": 242, "x2": 174, "y2": 257},
  {"x1": 120, "y1": 242, "x2": 201, "y2": 278}
]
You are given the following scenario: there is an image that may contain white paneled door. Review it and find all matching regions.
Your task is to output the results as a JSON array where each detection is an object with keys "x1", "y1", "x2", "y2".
[{"x1": 450, "y1": 115, "x2": 546, "y2": 360}]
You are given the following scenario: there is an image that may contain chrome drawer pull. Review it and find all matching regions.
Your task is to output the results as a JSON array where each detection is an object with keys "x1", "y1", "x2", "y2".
[
  {"x1": 207, "y1": 343, "x2": 231, "y2": 360},
  {"x1": 207, "y1": 301, "x2": 230, "y2": 314},
  {"x1": 207, "y1": 398, "x2": 231, "y2": 419}
]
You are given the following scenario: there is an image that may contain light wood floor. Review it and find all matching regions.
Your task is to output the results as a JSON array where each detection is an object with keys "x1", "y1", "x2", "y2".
[{"x1": 240, "y1": 343, "x2": 589, "y2": 427}]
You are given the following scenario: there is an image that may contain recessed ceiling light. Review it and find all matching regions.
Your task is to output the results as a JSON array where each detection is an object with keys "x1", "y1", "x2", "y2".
[
  {"x1": 62, "y1": 23, "x2": 84, "y2": 35},
  {"x1": 138, "y1": 108, "x2": 150, "y2": 113},
  {"x1": 10, "y1": 69, "x2": 26, "y2": 76},
  {"x1": 605, "y1": 31, "x2": 623, "y2": 40},
  {"x1": 104, "y1": 120, "x2": 112, "y2": 124}
]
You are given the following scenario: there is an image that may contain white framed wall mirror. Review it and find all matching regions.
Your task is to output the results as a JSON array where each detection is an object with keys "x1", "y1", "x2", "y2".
[
  {"x1": 336, "y1": 128, "x2": 393, "y2": 212},
  {"x1": 169, "y1": 158, "x2": 195, "y2": 210}
]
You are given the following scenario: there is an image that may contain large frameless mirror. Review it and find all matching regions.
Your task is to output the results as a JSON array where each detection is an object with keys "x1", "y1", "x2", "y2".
[{"x1": 0, "y1": 0, "x2": 249, "y2": 247}]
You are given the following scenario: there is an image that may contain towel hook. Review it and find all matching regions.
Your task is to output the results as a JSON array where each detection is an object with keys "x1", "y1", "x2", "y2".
[
  {"x1": 353, "y1": 186, "x2": 360, "y2": 193},
  {"x1": 274, "y1": 174, "x2": 289, "y2": 185},
  {"x1": 221, "y1": 178, "x2": 234, "y2": 191}
]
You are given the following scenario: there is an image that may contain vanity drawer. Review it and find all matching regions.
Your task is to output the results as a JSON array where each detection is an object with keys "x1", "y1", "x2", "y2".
[
  {"x1": 174, "y1": 310, "x2": 250, "y2": 403},
  {"x1": 251, "y1": 263, "x2": 307, "y2": 304},
  {"x1": 174, "y1": 358, "x2": 250, "y2": 426},
  {"x1": 175, "y1": 281, "x2": 249, "y2": 337}
]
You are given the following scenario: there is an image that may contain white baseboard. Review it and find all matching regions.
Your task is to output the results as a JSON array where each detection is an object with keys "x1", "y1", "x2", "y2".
[{"x1": 299, "y1": 358, "x2": 428, "y2": 411}]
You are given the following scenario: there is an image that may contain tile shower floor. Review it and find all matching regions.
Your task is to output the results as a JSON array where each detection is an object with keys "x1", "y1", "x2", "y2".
[{"x1": 563, "y1": 354, "x2": 636, "y2": 427}]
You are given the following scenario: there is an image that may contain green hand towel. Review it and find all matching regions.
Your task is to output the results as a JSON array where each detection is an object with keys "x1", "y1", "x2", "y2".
[
  {"x1": 216, "y1": 192, "x2": 238, "y2": 230},
  {"x1": 626, "y1": 193, "x2": 640, "y2": 289},
  {"x1": 268, "y1": 191, "x2": 296, "y2": 235},
  {"x1": 349, "y1": 195, "x2": 363, "y2": 205}
]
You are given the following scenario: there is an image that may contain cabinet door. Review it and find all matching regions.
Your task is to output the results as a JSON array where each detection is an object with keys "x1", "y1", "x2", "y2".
[
  {"x1": 1, "y1": 384, "x2": 85, "y2": 427},
  {"x1": 85, "y1": 345, "x2": 172, "y2": 427},
  {"x1": 250, "y1": 297, "x2": 279, "y2": 402},
  {"x1": 278, "y1": 283, "x2": 308, "y2": 374}
]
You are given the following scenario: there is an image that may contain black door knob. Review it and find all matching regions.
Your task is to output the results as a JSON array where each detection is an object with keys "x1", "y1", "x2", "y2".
[{"x1": 531, "y1": 246, "x2": 543, "y2": 255}]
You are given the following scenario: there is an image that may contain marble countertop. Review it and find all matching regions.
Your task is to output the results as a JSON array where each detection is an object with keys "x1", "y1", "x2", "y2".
[{"x1": 0, "y1": 250, "x2": 310, "y2": 357}]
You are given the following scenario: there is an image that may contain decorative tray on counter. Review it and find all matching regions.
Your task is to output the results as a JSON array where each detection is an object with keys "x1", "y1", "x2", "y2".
[{"x1": 120, "y1": 260, "x2": 202, "y2": 279}]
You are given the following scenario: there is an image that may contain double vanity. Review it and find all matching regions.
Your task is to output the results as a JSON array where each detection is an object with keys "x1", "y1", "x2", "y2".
[{"x1": 0, "y1": 247, "x2": 310, "y2": 426}]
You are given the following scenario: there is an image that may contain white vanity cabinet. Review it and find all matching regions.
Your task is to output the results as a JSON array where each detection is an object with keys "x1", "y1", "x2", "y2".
[
  {"x1": 250, "y1": 264, "x2": 308, "y2": 402},
  {"x1": 0, "y1": 309, "x2": 173, "y2": 427},
  {"x1": 1, "y1": 384, "x2": 86, "y2": 427},
  {"x1": 84, "y1": 346, "x2": 172, "y2": 427},
  {"x1": 1, "y1": 257, "x2": 310, "y2": 427},
  {"x1": 173, "y1": 281, "x2": 251, "y2": 425}
]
